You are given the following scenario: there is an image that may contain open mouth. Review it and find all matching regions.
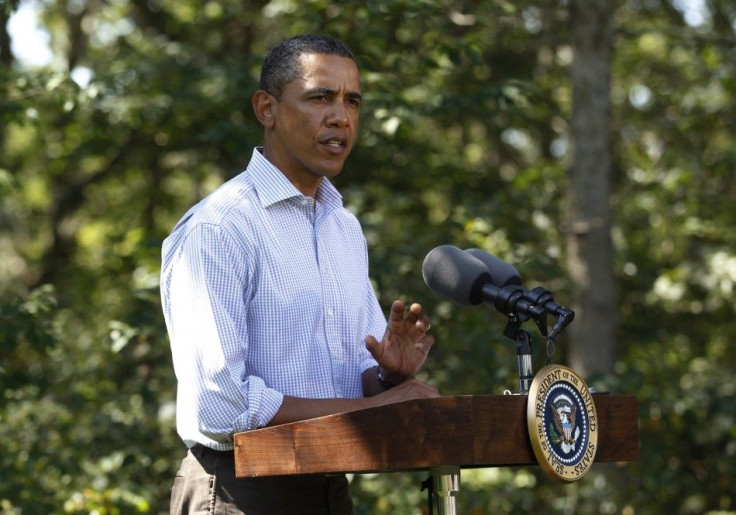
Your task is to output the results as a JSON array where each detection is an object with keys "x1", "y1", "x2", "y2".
[{"x1": 321, "y1": 137, "x2": 348, "y2": 152}]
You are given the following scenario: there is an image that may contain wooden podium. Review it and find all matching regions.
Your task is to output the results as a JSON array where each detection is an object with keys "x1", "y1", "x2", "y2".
[{"x1": 234, "y1": 394, "x2": 639, "y2": 512}]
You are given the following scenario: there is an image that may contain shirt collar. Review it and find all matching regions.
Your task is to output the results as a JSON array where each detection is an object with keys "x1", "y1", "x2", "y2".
[{"x1": 247, "y1": 147, "x2": 343, "y2": 210}]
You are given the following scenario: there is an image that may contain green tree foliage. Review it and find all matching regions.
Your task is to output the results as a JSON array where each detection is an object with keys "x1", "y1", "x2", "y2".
[
  {"x1": 611, "y1": 1, "x2": 736, "y2": 512},
  {"x1": 1, "y1": 0, "x2": 734, "y2": 513}
]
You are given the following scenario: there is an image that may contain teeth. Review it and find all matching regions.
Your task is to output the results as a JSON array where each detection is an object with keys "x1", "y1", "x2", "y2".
[{"x1": 326, "y1": 140, "x2": 343, "y2": 147}]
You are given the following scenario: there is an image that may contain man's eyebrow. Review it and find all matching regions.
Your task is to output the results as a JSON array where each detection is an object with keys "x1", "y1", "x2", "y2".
[
  {"x1": 307, "y1": 87, "x2": 333, "y2": 95},
  {"x1": 306, "y1": 88, "x2": 362, "y2": 100}
]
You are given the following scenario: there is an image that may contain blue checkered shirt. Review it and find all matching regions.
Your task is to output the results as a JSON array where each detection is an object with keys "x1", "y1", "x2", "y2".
[{"x1": 161, "y1": 148, "x2": 386, "y2": 450}]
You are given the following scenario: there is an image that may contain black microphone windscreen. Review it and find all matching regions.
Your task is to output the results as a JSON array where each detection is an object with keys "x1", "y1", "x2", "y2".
[
  {"x1": 465, "y1": 248, "x2": 522, "y2": 287},
  {"x1": 422, "y1": 245, "x2": 491, "y2": 305}
]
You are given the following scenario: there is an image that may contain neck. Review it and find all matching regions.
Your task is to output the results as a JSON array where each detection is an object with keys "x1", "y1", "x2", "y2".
[{"x1": 260, "y1": 146, "x2": 322, "y2": 198}]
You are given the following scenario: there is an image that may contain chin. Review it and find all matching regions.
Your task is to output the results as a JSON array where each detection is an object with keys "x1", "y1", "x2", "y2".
[{"x1": 317, "y1": 162, "x2": 347, "y2": 178}]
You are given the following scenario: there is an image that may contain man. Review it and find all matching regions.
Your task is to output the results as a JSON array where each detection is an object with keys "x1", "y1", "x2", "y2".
[{"x1": 161, "y1": 34, "x2": 439, "y2": 514}]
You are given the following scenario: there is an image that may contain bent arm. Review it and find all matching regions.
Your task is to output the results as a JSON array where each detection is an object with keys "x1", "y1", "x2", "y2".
[{"x1": 268, "y1": 375, "x2": 440, "y2": 426}]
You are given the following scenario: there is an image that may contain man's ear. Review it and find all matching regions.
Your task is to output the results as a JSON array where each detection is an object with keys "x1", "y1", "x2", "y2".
[{"x1": 252, "y1": 90, "x2": 276, "y2": 128}]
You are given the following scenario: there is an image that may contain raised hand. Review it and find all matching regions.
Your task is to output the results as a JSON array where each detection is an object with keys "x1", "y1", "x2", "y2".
[{"x1": 365, "y1": 300, "x2": 435, "y2": 384}]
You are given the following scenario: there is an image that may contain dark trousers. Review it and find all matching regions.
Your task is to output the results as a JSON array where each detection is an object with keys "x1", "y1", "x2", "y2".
[{"x1": 169, "y1": 445, "x2": 355, "y2": 515}]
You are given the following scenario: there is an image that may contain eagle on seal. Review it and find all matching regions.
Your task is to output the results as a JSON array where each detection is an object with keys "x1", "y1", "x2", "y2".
[{"x1": 551, "y1": 395, "x2": 577, "y2": 445}]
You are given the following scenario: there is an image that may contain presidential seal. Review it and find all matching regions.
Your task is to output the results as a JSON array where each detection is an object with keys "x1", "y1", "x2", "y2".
[{"x1": 526, "y1": 364, "x2": 598, "y2": 482}]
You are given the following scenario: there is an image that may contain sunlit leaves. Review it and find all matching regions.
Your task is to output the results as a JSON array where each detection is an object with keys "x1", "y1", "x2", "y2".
[{"x1": 1, "y1": 0, "x2": 736, "y2": 512}]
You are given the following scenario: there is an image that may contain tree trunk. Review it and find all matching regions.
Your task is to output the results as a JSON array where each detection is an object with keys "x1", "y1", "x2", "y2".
[
  {"x1": 566, "y1": 0, "x2": 617, "y2": 378},
  {"x1": 1, "y1": 9, "x2": 13, "y2": 155}
]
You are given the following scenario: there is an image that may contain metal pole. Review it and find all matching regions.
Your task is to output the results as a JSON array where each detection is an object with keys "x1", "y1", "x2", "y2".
[
  {"x1": 429, "y1": 465, "x2": 461, "y2": 515},
  {"x1": 516, "y1": 330, "x2": 533, "y2": 394}
]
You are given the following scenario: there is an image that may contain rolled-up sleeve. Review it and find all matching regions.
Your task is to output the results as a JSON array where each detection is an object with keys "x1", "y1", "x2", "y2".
[{"x1": 162, "y1": 222, "x2": 283, "y2": 448}]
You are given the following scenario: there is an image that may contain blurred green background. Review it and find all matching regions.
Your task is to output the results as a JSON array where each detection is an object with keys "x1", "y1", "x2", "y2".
[{"x1": 1, "y1": 0, "x2": 734, "y2": 513}]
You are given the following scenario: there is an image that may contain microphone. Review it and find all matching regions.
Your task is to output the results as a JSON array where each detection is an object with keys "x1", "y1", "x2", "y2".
[
  {"x1": 465, "y1": 248, "x2": 521, "y2": 287},
  {"x1": 421, "y1": 245, "x2": 545, "y2": 320},
  {"x1": 464, "y1": 249, "x2": 575, "y2": 339}
]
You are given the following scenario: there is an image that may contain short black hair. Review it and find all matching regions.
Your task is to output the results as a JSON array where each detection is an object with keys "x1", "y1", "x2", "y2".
[{"x1": 259, "y1": 34, "x2": 356, "y2": 99}]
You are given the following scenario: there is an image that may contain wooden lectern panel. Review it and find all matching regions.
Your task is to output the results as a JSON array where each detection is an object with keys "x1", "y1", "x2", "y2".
[{"x1": 234, "y1": 394, "x2": 639, "y2": 478}]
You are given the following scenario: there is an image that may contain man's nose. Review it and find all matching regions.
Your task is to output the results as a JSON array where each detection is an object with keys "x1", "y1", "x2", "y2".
[{"x1": 325, "y1": 100, "x2": 350, "y2": 127}]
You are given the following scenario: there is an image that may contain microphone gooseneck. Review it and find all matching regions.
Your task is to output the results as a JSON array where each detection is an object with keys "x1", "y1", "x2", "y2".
[
  {"x1": 462, "y1": 248, "x2": 575, "y2": 340},
  {"x1": 422, "y1": 245, "x2": 545, "y2": 320}
]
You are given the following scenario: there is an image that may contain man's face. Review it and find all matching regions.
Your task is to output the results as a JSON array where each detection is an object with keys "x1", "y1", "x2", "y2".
[{"x1": 262, "y1": 53, "x2": 361, "y2": 195}]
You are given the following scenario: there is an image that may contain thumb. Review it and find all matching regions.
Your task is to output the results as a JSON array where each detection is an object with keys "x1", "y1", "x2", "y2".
[{"x1": 364, "y1": 335, "x2": 383, "y2": 360}]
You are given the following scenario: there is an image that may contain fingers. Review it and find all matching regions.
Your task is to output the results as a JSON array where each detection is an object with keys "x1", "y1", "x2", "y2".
[
  {"x1": 417, "y1": 315, "x2": 431, "y2": 333},
  {"x1": 404, "y1": 302, "x2": 421, "y2": 325},
  {"x1": 381, "y1": 300, "x2": 435, "y2": 343},
  {"x1": 411, "y1": 306, "x2": 432, "y2": 334},
  {"x1": 366, "y1": 332, "x2": 433, "y2": 359},
  {"x1": 396, "y1": 302, "x2": 432, "y2": 331},
  {"x1": 414, "y1": 333, "x2": 435, "y2": 353},
  {"x1": 388, "y1": 300, "x2": 405, "y2": 323}
]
